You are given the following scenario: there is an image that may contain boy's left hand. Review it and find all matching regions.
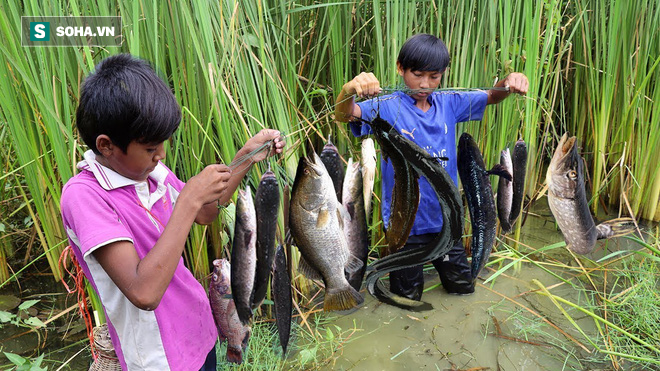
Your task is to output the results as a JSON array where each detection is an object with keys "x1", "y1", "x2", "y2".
[
  {"x1": 245, "y1": 129, "x2": 286, "y2": 163},
  {"x1": 500, "y1": 72, "x2": 529, "y2": 95}
]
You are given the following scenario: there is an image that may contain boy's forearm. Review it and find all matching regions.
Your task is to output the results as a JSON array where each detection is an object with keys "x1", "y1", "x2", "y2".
[{"x1": 335, "y1": 88, "x2": 356, "y2": 123}]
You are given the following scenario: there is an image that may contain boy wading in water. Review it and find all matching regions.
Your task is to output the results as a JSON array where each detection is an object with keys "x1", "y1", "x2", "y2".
[
  {"x1": 60, "y1": 54, "x2": 285, "y2": 370},
  {"x1": 336, "y1": 34, "x2": 527, "y2": 299}
]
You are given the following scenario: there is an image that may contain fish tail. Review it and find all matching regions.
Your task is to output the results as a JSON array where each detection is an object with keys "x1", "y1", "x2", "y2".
[
  {"x1": 365, "y1": 270, "x2": 433, "y2": 311},
  {"x1": 236, "y1": 305, "x2": 253, "y2": 325},
  {"x1": 323, "y1": 284, "x2": 364, "y2": 311},
  {"x1": 596, "y1": 217, "x2": 637, "y2": 240},
  {"x1": 226, "y1": 345, "x2": 244, "y2": 364}
]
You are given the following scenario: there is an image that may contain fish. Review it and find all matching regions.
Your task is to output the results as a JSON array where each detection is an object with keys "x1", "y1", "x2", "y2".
[
  {"x1": 272, "y1": 244, "x2": 292, "y2": 355},
  {"x1": 546, "y1": 133, "x2": 635, "y2": 254},
  {"x1": 289, "y1": 153, "x2": 364, "y2": 311},
  {"x1": 361, "y1": 138, "x2": 377, "y2": 221},
  {"x1": 457, "y1": 133, "x2": 510, "y2": 279},
  {"x1": 508, "y1": 140, "x2": 528, "y2": 229},
  {"x1": 360, "y1": 115, "x2": 464, "y2": 310},
  {"x1": 497, "y1": 148, "x2": 514, "y2": 233},
  {"x1": 230, "y1": 187, "x2": 257, "y2": 324},
  {"x1": 209, "y1": 259, "x2": 251, "y2": 364},
  {"x1": 342, "y1": 158, "x2": 369, "y2": 291},
  {"x1": 319, "y1": 138, "x2": 344, "y2": 202},
  {"x1": 252, "y1": 170, "x2": 280, "y2": 310}
]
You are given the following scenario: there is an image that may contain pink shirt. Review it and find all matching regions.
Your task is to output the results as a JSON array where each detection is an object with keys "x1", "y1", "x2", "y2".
[{"x1": 60, "y1": 150, "x2": 217, "y2": 371}]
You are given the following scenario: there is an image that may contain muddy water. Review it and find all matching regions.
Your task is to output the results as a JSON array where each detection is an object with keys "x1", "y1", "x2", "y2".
[{"x1": 324, "y1": 202, "x2": 645, "y2": 370}]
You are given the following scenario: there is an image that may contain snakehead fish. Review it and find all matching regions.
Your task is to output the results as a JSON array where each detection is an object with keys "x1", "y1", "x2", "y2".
[
  {"x1": 231, "y1": 187, "x2": 257, "y2": 325},
  {"x1": 272, "y1": 245, "x2": 292, "y2": 355},
  {"x1": 252, "y1": 170, "x2": 280, "y2": 310},
  {"x1": 342, "y1": 158, "x2": 369, "y2": 291},
  {"x1": 547, "y1": 133, "x2": 635, "y2": 254},
  {"x1": 497, "y1": 148, "x2": 514, "y2": 233},
  {"x1": 289, "y1": 153, "x2": 364, "y2": 311},
  {"x1": 361, "y1": 138, "x2": 377, "y2": 221},
  {"x1": 457, "y1": 133, "x2": 510, "y2": 279},
  {"x1": 209, "y1": 259, "x2": 251, "y2": 364},
  {"x1": 319, "y1": 138, "x2": 344, "y2": 202},
  {"x1": 360, "y1": 115, "x2": 463, "y2": 310}
]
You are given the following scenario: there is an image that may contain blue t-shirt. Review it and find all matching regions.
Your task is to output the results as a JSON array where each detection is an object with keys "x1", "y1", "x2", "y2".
[{"x1": 350, "y1": 90, "x2": 487, "y2": 235}]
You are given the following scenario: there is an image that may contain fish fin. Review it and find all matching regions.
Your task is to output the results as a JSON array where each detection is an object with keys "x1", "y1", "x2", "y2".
[
  {"x1": 323, "y1": 284, "x2": 364, "y2": 311},
  {"x1": 236, "y1": 305, "x2": 253, "y2": 325},
  {"x1": 499, "y1": 219, "x2": 512, "y2": 234},
  {"x1": 226, "y1": 345, "x2": 244, "y2": 364},
  {"x1": 344, "y1": 254, "x2": 364, "y2": 274},
  {"x1": 596, "y1": 218, "x2": 636, "y2": 239},
  {"x1": 297, "y1": 255, "x2": 323, "y2": 281},
  {"x1": 316, "y1": 208, "x2": 331, "y2": 228},
  {"x1": 337, "y1": 203, "x2": 351, "y2": 223},
  {"x1": 487, "y1": 164, "x2": 512, "y2": 181},
  {"x1": 284, "y1": 230, "x2": 294, "y2": 246}
]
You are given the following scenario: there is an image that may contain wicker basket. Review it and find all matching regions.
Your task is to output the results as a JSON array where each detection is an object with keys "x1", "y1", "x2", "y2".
[{"x1": 88, "y1": 324, "x2": 122, "y2": 371}]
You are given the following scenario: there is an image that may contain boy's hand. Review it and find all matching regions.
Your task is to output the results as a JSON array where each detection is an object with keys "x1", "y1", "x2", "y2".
[
  {"x1": 500, "y1": 73, "x2": 529, "y2": 95},
  {"x1": 244, "y1": 129, "x2": 285, "y2": 163},
  {"x1": 343, "y1": 72, "x2": 382, "y2": 98},
  {"x1": 182, "y1": 164, "x2": 232, "y2": 208}
]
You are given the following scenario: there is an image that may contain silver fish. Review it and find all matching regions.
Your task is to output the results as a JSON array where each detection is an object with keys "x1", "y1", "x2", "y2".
[
  {"x1": 209, "y1": 259, "x2": 251, "y2": 364},
  {"x1": 289, "y1": 153, "x2": 363, "y2": 311},
  {"x1": 497, "y1": 148, "x2": 513, "y2": 233},
  {"x1": 547, "y1": 133, "x2": 634, "y2": 254},
  {"x1": 361, "y1": 138, "x2": 377, "y2": 221},
  {"x1": 230, "y1": 187, "x2": 257, "y2": 324},
  {"x1": 342, "y1": 158, "x2": 369, "y2": 292}
]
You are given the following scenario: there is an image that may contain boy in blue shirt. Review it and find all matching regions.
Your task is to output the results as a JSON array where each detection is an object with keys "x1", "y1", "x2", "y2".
[{"x1": 335, "y1": 33, "x2": 528, "y2": 299}]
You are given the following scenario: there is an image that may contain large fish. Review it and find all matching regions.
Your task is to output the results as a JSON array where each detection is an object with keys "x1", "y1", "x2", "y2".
[
  {"x1": 342, "y1": 158, "x2": 369, "y2": 291},
  {"x1": 319, "y1": 139, "x2": 344, "y2": 202},
  {"x1": 361, "y1": 138, "x2": 377, "y2": 221},
  {"x1": 209, "y1": 259, "x2": 251, "y2": 364},
  {"x1": 252, "y1": 170, "x2": 280, "y2": 310},
  {"x1": 289, "y1": 153, "x2": 363, "y2": 311},
  {"x1": 457, "y1": 133, "x2": 510, "y2": 279},
  {"x1": 497, "y1": 148, "x2": 514, "y2": 233},
  {"x1": 546, "y1": 133, "x2": 635, "y2": 254},
  {"x1": 272, "y1": 245, "x2": 292, "y2": 355},
  {"x1": 230, "y1": 187, "x2": 257, "y2": 324},
  {"x1": 361, "y1": 115, "x2": 463, "y2": 310}
]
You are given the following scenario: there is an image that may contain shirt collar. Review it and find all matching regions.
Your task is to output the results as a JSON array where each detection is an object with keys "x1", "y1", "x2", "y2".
[
  {"x1": 393, "y1": 90, "x2": 433, "y2": 106},
  {"x1": 77, "y1": 150, "x2": 168, "y2": 191}
]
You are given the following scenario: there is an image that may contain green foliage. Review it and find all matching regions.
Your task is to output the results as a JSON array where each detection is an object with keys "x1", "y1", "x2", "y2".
[{"x1": 2, "y1": 352, "x2": 47, "y2": 371}]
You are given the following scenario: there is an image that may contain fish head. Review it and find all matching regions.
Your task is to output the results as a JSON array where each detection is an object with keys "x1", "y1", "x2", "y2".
[
  {"x1": 458, "y1": 133, "x2": 479, "y2": 155},
  {"x1": 236, "y1": 186, "x2": 254, "y2": 215},
  {"x1": 211, "y1": 259, "x2": 231, "y2": 292},
  {"x1": 547, "y1": 133, "x2": 583, "y2": 199},
  {"x1": 293, "y1": 153, "x2": 334, "y2": 210}
]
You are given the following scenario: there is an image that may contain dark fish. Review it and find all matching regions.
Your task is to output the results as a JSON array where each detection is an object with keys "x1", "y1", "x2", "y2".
[
  {"x1": 457, "y1": 133, "x2": 510, "y2": 279},
  {"x1": 361, "y1": 115, "x2": 464, "y2": 310},
  {"x1": 319, "y1": 139, "x2": 344, "y2": 202},
  {"x1": 342, "y1": 158, "x2": 369, "y2": 291},
  {"x1": 209, "y1": 259, "x2": 251, "y2": 364},
  {"x1": 252, "y1": 170, "x2": 280, "y2": 310},
  {"x1": 508, "y1": 140, "x2": 528, "y2": 229},
  {"x1": 547, "y1": 134, "x2": 635, "y2": 254},
  {"x1": 231, "y1": 187, "x2": 257, "y2": 324},
  {"x1": 289, "y1": 153, "x2": 363, "y2": 311},
  {"x1": 272, "y1": 245, "x2": 292, "y2": 355},
  {"x1": 361, "y1": 138, "x2": 377, "y2": 221},
  {"x1": 497, "y1": 148, "x2": 513, "y2": 233}
]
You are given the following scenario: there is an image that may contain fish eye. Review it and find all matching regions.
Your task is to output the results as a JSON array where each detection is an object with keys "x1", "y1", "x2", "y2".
[
  {"x1": 212, "y1": 273, "x2": 217, "y2": 280},
  {"x1": 568, "y1": 170, "x2": 577, "y2": 179}
]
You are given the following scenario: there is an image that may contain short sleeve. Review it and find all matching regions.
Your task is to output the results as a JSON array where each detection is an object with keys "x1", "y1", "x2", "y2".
[
  {"x1": 349, "y1": 99, "x2": 378, "y2": 137},
  {"x1": 448, "y1": 91, "x2": 488, "y2": 122},
  {"x1": 61, "y1": 183, "x2": 132, "y2": 258}
]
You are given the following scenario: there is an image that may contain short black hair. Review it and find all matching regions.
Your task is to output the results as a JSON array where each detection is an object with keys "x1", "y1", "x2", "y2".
[
  {"x1": 397, "y1": 34, "x2": 450, "y2": 72},
  {"x1": 76, "y1": 54, "x2": 181, "y2": 154}
]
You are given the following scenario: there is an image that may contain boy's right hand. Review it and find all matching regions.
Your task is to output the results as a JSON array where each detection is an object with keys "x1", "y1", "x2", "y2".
[
  {"x1": 343, "y1": 72, "x2": 382, "y2": 98},
  {"x1": 181, "y1": 164, "x2": 232, "y2": 208}
]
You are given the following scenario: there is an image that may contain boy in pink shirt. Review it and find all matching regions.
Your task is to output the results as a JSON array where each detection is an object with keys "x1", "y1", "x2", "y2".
[{"x1": 60, "y1": 54, "x2": 285, "y2": 370}]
